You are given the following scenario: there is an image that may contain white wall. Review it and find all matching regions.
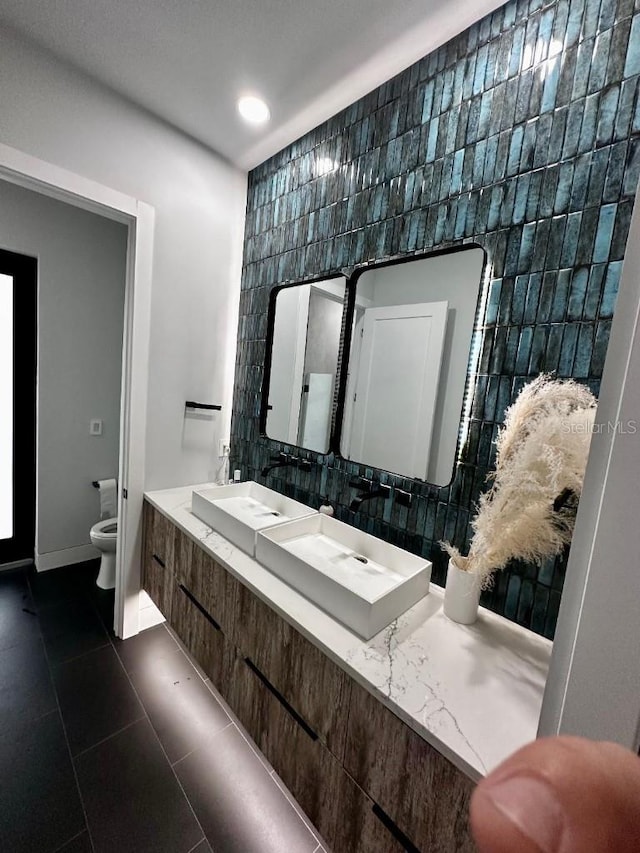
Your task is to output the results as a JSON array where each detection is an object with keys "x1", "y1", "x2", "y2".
[
  {"x1": 363, "y1": 248, "x2": 484, "y2": 485},
  {"x1": 0, "y1": 27, "x2": 247, "y2": 492},
  {"x1": 0, "y1": 181, "x2": 127, "y2": 558}
]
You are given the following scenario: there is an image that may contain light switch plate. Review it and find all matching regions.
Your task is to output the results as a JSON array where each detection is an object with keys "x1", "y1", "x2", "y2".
[{"x1": 90, "y1": 419, "x2": 103, "y2": 436}]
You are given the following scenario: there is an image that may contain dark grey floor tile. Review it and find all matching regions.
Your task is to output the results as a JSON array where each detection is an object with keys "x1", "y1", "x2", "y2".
[
  {"x1": 0, "y1": 569, "x2": 41, "y2": 651},
  {"x1": 39, "y1": 597, "x2": 109, "y2": 665},
  {"x1": 53, "y1": 644, "x2": 145, "y2": 755},
  {"x1": 0, "y1": 711, "x2": 86, "y2": 853},
  {"x1": 0, "y1": 634, "x2": 57, "y2": 732},
  {"x1": 174, "y1": 725, "x2": 317, "y2": 853},
  {"x1": 75, "y1": 718, "x2": 203, "y2": 853},
  {"x1": 54, "y1": 830, "x2": 93, "y2": 852},
  {"x1": 129, "y1": 647, "x2": 230, "y2": 763},
  {"x1": 28, "y1": 562, "x2": 96, "y2": 610},
  {"x1": 90, "y1": 586, "x2": 115, "y2": 635},
  {"x1": 114, "y1": 623, "x2": 179, "y2": 674}
]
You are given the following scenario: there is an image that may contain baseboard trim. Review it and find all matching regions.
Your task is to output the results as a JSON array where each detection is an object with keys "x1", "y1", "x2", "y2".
[
  {"x1": 0, "y1": 558, "x2": 34, "y2": 572},
  {"x1": 35, "y1": 544, "x2": 100, "y2": 572}
]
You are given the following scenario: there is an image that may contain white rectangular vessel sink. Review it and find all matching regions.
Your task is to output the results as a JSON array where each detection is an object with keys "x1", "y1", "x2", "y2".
[
  {"x1": 191, "y1": 482, "x2": 317, "y2": 556},
  {"x1": 256, "y1": 514, "x2": 431, "y2": 639}
]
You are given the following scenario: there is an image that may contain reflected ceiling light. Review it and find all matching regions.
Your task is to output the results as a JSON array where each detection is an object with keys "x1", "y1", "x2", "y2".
[{"x1": 237, "y1": 95, "x2": 270, "y2": 124}]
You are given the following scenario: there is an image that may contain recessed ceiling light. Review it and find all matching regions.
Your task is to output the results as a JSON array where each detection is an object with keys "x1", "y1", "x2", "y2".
[{"x1": 237, "y1": 95, "x2": 270, "y2": 124}]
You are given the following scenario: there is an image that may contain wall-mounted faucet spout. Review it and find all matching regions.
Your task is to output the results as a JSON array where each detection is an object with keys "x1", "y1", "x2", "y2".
[
  {"x1": 349, "y1": 478, "x2": 391, "y2": 512},
  {"x1": 261, "y1": 453, "x2": 313, "y2": 477}
]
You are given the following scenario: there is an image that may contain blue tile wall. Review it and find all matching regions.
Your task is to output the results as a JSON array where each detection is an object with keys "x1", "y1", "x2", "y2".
[{"x1": 230, "y1": 0, "x2": 640, "y2": 639}]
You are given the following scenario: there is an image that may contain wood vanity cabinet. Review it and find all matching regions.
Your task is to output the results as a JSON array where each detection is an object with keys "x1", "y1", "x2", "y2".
[
  {"x1": 141, "y1": 502, "x2": 476, "y2": 853},
  {"x1": 232, "y1": 581, "x2": 352, "y2": 758},
  {"x1": 345, "y1": 681, "x2": 476, "y2": 852},
  {"x1": 141, "y1": 501, "x2": 175, "y2": 619}
]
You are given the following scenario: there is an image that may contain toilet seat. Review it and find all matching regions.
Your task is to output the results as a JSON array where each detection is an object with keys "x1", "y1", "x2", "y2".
[{"x1": 91, "y1": 517, "x2": 118, "y2": 539}]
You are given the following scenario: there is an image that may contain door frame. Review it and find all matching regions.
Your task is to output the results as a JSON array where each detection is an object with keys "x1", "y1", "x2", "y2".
[
  {"x1": 0, "y1": 141, "x2": 154, "y2": 640},
  {"x1": 0, "y1": 249, "x2": 37, "y2": 565}
]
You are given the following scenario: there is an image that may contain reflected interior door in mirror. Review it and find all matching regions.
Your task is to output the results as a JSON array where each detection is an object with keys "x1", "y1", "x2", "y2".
[
  {"x1": 341, "y1": 247, "x2": 485, "y2": 484},
  {"x1": 265, "y1": 278, "x2": 346, "y2": 454}
]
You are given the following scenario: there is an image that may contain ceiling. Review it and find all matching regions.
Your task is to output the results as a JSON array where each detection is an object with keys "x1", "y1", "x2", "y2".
[{"x1": 0, "y1": 0, "x2": 503, "y2": 170}]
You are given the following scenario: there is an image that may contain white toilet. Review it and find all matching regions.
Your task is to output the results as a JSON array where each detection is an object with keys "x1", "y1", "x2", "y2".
[{"x1": 90, "y1": 517, "x2": 118, "y2": 589}]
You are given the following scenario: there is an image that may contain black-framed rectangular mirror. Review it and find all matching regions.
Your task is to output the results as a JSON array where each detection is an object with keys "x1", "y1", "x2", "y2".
[
  {"x1": 261, "y1": 275, "x2": 347, "y2": 454},
  {"x1": 338, "y1": 246, "x2": 486, "y2": 484}
]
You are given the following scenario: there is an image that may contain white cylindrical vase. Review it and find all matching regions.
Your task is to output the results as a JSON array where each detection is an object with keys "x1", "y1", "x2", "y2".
[{"x1": 443, "y1": 559, "x2": 482, "y2": 624}]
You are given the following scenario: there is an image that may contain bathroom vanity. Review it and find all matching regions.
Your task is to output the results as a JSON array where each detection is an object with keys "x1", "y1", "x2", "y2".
[{"x1": 142, "y1": 484, "x2": 551, "y2": 853}]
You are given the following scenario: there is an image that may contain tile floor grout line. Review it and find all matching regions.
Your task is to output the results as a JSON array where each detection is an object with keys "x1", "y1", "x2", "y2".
[
  {"x1": 49, "y1": 639, "x2": 115, "y2": 670},
  {"x1": 125, "y1": 623, "x2": 321, "y2": 851},
  {"x1": 70, "y1": 713, "x2": 147, "y2": 761},
  {"x1": 107, "y1": 627, "x2": 214, "y2": 851},
  {"x1": 171, "y1": 720, "x2": 235, "y2": 768},
  {"x1": 269, "y1": 767, "x2": 326, "y2": 848},
  {"x1": 32, "y1": 572, "x2": 99, "y2": 853},
  {"x1": 50, "y1": 828, "x2": 89, "y2": 853}
]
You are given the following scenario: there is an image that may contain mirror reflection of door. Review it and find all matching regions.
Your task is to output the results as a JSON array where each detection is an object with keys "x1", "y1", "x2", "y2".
[
  {"x1": 341, "y1": 247, "x2": 485, "y2": 484},
  {"x1": 265, "y1": 278, "x2": 346, "y2": 453},
  {"x1": 344, "y1": 301, "x2": 448, "y2": 478}
]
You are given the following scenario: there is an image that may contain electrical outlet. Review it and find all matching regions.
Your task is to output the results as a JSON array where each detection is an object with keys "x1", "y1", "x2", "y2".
[
  {"x1": 90, "y1": 419, "x2": 103, "y2": 436},
  {"x1": 218, "y1": 439, "x2": 230, "y2": 457}
]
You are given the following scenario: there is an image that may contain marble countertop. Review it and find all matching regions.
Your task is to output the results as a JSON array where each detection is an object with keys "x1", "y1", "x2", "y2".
[{"x1": 145, "y1": 483, "x2": 552, "y2": 782}]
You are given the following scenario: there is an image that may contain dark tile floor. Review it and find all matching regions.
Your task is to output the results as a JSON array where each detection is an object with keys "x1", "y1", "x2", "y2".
[{"x1": 0, "y1": 562, "x2": 329, "y2": 853}]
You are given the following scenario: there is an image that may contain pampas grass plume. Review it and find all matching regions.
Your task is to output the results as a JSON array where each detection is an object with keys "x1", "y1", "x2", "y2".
[{"x1": 442, "y1": 375, "x2": 597, "y2": 587}]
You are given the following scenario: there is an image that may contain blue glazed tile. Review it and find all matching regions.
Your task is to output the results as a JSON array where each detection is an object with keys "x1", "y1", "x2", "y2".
[
  {"x1": 623, "y1": 14, "x2": 640, "y2": 77},
  {"x1": 524, "y1": 273, "x2": 543, "y2": 323},
  {"x1": 525, "y1": 169, "x2": 543, "y2": 220},
  {"x1": 543, "y1": 324, "x2": 564, "y2": 373},
  {"x1": 569, "y1": 152, "x2": 591, "y2": 211},
  {"x1": 597, "y1": 86, "x2": 621, "y2": 147},
  {"x1": 581, "y1": 0, "x2": 603, "y2": 42},
  {"x1": 558, "y1": 323, "x2": 579, "y2": 375},
  {"x1": 515, "y1": 327, "x2": 534, "y2": 373},
  {"x1": 528, "y1": 325, "x2": 548, "y2": 372},
  {"x1": 574, "y1": 324, "x2": 594, "y2": 378},
  {"x1": 604, "y1": 139, "x2": 628, "y2": 202},
  {"x1": 588, "y1": 30, "x2": 612, "y2": 94},
  {"x1": 537, "y1": 272, "x2": 556, "y2": 322},
  {"x1": 578, "y1": 92, "x2": 601, "y2": 153},
  {"x1": 591, "y1": 319, "x2": 613, "y2": 376},
  {"x1": 560, "y1": 210, "x2": 583, "y2": 266},
  {"x1": 563, "y1": 98, "x2": 586, "y2": 159},
  {"x1": 586, "y1": 146, "x2": 610, "y2": 206},
  {"x1": 568, "y1": 268, "x2": 589, "y2": 322},
  {"x1": 593, "y1": 202, "x2": 618, "y2": 261},
  {"x1": 554, "y1": 161, "x2": 574, "y2": 213},
  {"x1": 533, "y1": 113, "x2": 553, "y2": 168},
  {"x1": 576, "y1": 207, "x2": 599, "y2": 264},
  {"x1": 505, "y1": 574, "x2": 522, "y2": 619}
]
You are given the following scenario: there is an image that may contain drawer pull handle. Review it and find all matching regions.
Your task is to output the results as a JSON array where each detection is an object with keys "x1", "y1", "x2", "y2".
[
  {"x1": 152, "y1": 554, "x2": 165, "y2": 568},
  {"x1": 372, "y1": 804, "x2": 421, "y2": 853},
  {"x1": 243, "y1": 657, "x2": 318, "y2": 742},
  {"x1": 178, "y1": 584, "x2": 221, "y2": 632}
]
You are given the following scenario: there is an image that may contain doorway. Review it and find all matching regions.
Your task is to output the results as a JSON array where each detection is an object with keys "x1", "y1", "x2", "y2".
[
  {"x1": 0, "y1": 248, "x2": 37, "y2": 565},
  {"x1": 0, "y1": 142, "x2": 154, "y2": 639}
]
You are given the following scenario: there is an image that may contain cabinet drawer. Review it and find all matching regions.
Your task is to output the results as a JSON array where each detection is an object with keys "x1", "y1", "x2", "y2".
[
  {"x1": 170, "y1": 580, "x2": 231, "y2": 700},
  {"x1": 344, "y1": 681, "x2": 475, "y2": 852},
  {"x1": 232, "y1": 582, "x2": 350, "y2": 758},
  {"x1": 175, "y1": 533, "x2": 239, "y2": 636},
  {"x1": 142, "y1": 550, "x2": 173, "y2": 620},
  {"x1": 228, "y1": 651, "x2": 406, "y2": 853},
  {"x1": 143, "y1": 501, "x2": 177, "y2": 575}
]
